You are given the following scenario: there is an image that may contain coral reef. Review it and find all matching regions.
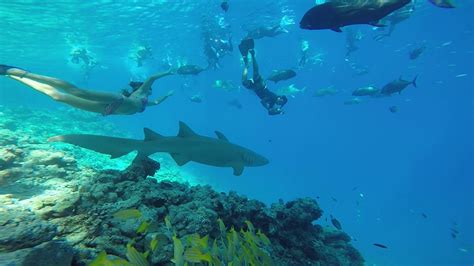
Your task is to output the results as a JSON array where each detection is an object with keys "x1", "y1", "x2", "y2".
[
  {"x1": 0, "y1": 105, "x2": 364, "y2": 265},
  {"x1": 1, "y1": 167, "x2": 363, "y2": 265}
]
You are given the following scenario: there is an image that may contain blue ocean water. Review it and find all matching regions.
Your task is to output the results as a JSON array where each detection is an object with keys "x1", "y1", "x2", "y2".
[{"x1": 0, "y1": 0, "x2": 472, "y2": 264}]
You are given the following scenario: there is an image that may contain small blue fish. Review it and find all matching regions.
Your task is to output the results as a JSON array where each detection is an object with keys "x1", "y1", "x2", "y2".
[
  {"x1": 373, "y1": 243, "x2": 388, "y2": 249},
  {"x1": 330, "y1": 215, "x2": 342, "y2": 230},
  {"x1": 428, "y1": 0, "x2": 455, "y2": 8}
]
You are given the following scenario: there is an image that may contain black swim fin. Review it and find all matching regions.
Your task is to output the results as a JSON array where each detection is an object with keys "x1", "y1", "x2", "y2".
[
  {"x1": 0, "y1": 65, "x2": 18, "y2": 75},
  {"x1": 238, "y1": 38, "x2": 254, "y2": 57}
]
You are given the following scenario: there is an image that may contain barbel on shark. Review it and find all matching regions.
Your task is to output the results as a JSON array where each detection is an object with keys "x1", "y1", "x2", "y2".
[{"x1": 48, "y1": 121, "x2": 269, "y2": 176}]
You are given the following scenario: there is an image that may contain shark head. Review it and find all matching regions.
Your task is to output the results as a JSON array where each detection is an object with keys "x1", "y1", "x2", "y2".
[{"x1": 241, "y1": 149, "x2": 269, "y2": 167}]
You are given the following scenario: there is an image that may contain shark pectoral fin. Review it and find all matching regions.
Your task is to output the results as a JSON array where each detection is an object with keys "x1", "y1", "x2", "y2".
[
  {"x1": 110, "y1": 150, "x2": 133, "y2": 159},
  {"x1": 171, "y1": 153, "x2": 190, "y2": 166},
  {"x1": 215, "y1": 131, "x2": 229, "y2": 141},
  {"x1": 232, "y1": 163, "x2": 244, "y2": 176},
  {"x1": 144, "y1": 128, "x2": 164, "y2": 141},
  {"x1": 369, "y1": 21, "x2": 386, "y2": 27},
  {"x1": 132, "y1": 152, "x2": 148, "y2": 163},
  {"x1": 331, "y1": 27, "x2": 342, "y2": 32},
  {"x1": 178, "y1": 121, "x2": 198, "y2": 138}
]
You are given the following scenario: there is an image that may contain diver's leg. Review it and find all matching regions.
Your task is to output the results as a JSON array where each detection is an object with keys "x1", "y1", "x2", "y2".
[
  {"x1": 65, "y1": 87, "x2": 122, "y2": 102},
  {"x1": 242, "y1": 64, "x2": 249, "y2": 83},
  {"x1": 5, "y1": 68, "x2": 120, "y2": 102},
  {"x1": 8, "y1": 75, "x2": 63, "y2": 99},
  {"x1": 52, "y1": 95, "x2": 105, "y2": 114},
  {"x1": 8, "y1": 76, "x2": 105, "y2": 113},
  {"x1": 249, "y1": 50, "x2": 261, "y2": 80},
  {"x1": 6, "y1": 68, "x2": 78, "y2": 91}
]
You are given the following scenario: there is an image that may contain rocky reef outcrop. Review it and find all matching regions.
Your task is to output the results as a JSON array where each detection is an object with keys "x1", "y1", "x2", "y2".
[{"x1": 1, "y1": 161, "x2": 363, "y2": 265}]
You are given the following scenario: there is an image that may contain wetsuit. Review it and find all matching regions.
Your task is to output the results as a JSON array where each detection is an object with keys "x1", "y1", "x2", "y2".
[
  {"x1": 242, "y1": 51, "x2": 287, "y2": 115},
  {"x1": 242, "y1": 77, "x2": 286, "y2": 115}
]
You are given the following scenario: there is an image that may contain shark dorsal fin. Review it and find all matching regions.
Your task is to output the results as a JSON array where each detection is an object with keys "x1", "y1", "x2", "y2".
[
  {"x1": 178, "y1": 121, "x2": 198, "y2": 138},
  {"x1": 144, "y1": 128, "x2": 164, "y2": 141},
  {"x1": 215, "y1": 131, "x2": 229, "y2": 141}
]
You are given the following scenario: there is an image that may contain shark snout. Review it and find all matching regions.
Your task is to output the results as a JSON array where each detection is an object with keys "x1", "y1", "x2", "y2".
[
  {"x1": 259, "y1": 156, "x2": 270, "y2": 166},
  {"x1": 242, "y1": 152, "x2": 269, "y2": 166}
]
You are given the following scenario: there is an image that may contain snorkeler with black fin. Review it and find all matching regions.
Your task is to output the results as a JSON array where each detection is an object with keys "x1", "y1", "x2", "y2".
[
  {"x1": 0, "y1": 64, "x2": 174, "y2": 116},
  {"x1": 239, "y1": 39, "x2": 287, "y2": 116}
]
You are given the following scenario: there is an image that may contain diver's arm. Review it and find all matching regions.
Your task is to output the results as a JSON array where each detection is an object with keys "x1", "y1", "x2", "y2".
[
  {"x1": 141, "y1": 69, "x2": 174, "y2": 90},
  {"x1": 148, "y1": 90, "x2": 174, "y2": 106},
  {"x1": 149, "y1": 68, "x2": 175, "y2": 80}
]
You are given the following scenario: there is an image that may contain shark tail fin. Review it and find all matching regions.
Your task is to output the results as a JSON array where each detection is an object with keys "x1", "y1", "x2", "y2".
[
  {"x1": 412, "y1": 76, "x2": 418, "y2": 88},
  {"x1": 48, "y1": 134, "x2": 137, "y2": 159}
]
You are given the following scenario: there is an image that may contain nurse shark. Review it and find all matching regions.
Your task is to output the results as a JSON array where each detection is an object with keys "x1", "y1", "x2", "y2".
[{"x1": 48, "y1": 121, "x2": 269, "y2": 176}]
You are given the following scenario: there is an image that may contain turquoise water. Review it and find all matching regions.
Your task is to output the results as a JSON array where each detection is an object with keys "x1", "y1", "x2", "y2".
[{"x1": 0, "y1": 1, "x2": 473, "y2": 264}]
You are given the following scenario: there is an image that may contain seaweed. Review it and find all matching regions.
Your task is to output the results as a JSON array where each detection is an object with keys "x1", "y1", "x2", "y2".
[{"x1": 89, "y1": 216, "x2": 272, "y2": 266}]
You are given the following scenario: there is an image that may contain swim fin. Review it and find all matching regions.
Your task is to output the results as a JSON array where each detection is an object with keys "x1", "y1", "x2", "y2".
[
  {"x1": 0, "y1": 65, "x2": 19, "y2": 75},
  {"x1": 238, "y1": 38, "x2": 254, "y2": 58}
]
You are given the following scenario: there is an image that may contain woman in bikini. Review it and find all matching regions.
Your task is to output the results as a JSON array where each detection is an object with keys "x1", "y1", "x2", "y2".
[{"x1": 0, "y1": 64, "x2": 174, "y2": 116}]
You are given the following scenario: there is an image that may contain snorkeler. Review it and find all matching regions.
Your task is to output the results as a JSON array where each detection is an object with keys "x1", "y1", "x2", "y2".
[
  {"x1": 202, "y1": 27, "x2": 233, "y2": 69},
  {"x1": 373, "y1": 3, "x2": 414, "y2": 41},
  {"x1": 130, "y1": 44, "x2": 153, "y2": 67},
  {"x1": 239, "y1": 39, "x2": 288, "y2": 116},
  {"x1": 0, "y1": 64, "x2": 174, "y2": 116},
  {"x1": 70, "y1": 47, "x2": 98, "y2": 79},
  {"x1": 70, "y1": 48, "x2": 91, "y2": 65}
]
